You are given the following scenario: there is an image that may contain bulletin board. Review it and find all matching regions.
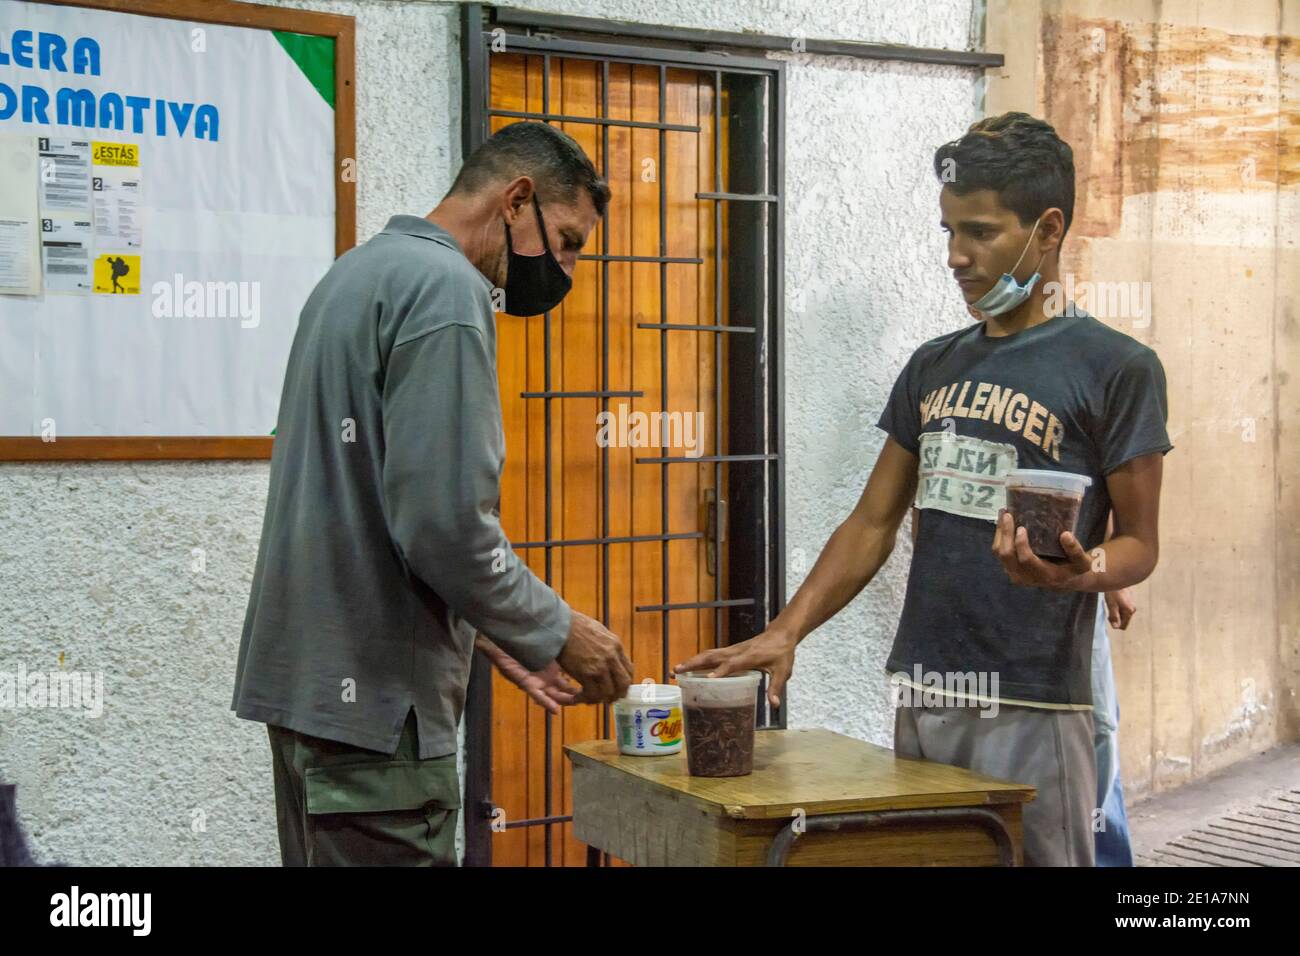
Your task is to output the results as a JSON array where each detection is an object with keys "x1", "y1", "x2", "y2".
[{"x1": 0, "y1": 0, "x2": 355, "y2": 460}]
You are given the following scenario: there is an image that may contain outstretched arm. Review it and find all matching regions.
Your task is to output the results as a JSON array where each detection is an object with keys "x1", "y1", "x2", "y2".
[{"x1": 675, "y1": 437, "x2": 918, "y2": 707}]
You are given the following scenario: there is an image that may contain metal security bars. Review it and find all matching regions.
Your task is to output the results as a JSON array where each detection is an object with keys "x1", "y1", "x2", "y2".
[{"x1": 461, "y1": 4, "x2": 786, "y2": 867}]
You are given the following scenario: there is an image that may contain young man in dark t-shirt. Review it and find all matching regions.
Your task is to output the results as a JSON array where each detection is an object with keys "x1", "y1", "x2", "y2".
[{"x1": 676, "y1": 113, "x2": 1171, "y2": 866}]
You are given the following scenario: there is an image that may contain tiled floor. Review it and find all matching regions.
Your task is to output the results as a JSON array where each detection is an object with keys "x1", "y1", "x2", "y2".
[{"x1": 1128, "y1": 743, "x2": 1300, "y2": 867}]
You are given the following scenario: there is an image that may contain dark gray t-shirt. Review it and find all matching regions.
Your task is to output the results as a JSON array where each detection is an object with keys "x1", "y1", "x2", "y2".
[{"x1": 876, "y1": 310, "x2": 1172, "y2": 705}]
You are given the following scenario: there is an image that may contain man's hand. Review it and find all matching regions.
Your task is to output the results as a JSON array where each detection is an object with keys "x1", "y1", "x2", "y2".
[
  {"x1": 992, "y1": 509, "x2": 1096, "y2": 590},
  {"x1": 674, "y1": 626, "x2": 797, "y2": 710},
  {"x1": 476, "y1": 635, "x2": 580, "y2": 714},
  {"x1": 1104, "y1": 588, "x2": 1137, "y2": 629},
  {"x1": 556, "y1": 610, "x2": 633, "y2": 705}
]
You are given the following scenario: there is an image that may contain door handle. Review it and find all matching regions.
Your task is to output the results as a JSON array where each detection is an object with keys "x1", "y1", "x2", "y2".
[{"x1": 706, "y1": 489, "x2": 726, "y2": 576}]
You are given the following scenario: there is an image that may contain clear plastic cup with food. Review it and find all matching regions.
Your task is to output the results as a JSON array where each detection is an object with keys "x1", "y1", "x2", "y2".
[
  {"x1": 1004, "y1": 469, "x2": 1093, "y2": 559},
  {"x1": 676, "y1": 670, "x2": 761, "y2": 777}
]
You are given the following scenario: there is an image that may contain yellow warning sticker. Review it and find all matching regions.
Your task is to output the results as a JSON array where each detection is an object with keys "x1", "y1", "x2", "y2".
[
  {"x1": 91, "y1": 142, "x2": 139, "y2": 166},
  {"x1": 93, "y1": 253, "x2": 141, "y2": 294}
]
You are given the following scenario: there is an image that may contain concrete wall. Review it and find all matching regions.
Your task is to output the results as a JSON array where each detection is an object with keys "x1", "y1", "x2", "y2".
[
  {"x1": 1, "y1": 0, "x2": 463, "y2": 867},
  {"x1": 986, "y1": 0, "x2": 1300, "y2": 801},
  {"x1": 2, "y1": 0, "x2": 984, "y2": 865}
]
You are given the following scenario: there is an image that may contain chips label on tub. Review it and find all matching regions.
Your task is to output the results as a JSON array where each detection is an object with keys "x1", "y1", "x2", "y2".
[{"x1": 616, "y1": 703, "x2": 682, "y2": 755}]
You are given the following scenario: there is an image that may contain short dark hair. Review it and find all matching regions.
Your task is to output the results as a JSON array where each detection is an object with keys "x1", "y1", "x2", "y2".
[
  {"x1": 933, "y1": 112, "x2": 1075, "y2": 237},
  {"x1": 450, "y1": 121, "x2": 610, "y2": 217}
]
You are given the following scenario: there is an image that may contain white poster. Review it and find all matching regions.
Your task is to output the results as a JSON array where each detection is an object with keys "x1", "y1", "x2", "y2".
[
  {"x1": 39, "y1": 211, "x2": 93, "y2": 293},
  {"x1": 37, "y1": 136, "x2": 92, "y2": 211},
  {"x1": 91, "y1": 140, "x2": 142, "y2": 248},
  {"x1": 0, "y1": 132, "x2": 40, "y2": 295},
  {"x1": 0, "y1": 1, "x2": 337, "y2": 437},
  {"x1": 0, "y1": 216, "x2": 38, "y2": 292}
]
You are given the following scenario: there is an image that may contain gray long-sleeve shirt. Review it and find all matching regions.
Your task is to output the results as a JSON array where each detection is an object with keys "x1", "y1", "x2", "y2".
[{"x1": 231, "y1": 215, "x2": 571, "y2": 758}]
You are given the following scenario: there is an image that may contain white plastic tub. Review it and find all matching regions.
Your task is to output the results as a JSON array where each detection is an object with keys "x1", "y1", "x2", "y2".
[{"x1": 613, "y1": 682, "x2": 682, "y2": 756}]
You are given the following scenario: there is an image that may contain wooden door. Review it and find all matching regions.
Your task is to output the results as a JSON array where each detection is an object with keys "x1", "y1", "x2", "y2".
[{"x1": 487, "y1": 52, "x2": 731, "y2": 866}]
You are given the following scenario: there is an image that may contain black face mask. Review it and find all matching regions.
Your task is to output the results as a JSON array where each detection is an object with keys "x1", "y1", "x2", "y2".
[{"x1": 502, "y1": 194, "x2": 573, "y2": 316}]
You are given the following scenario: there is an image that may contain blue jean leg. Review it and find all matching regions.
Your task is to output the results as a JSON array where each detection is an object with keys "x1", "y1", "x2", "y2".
[{"x1": 1092, "y1": 601, "x2": 1135, "y2": 867}]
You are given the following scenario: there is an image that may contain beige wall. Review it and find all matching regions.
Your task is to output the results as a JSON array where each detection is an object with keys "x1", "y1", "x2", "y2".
[{"x1": 985, "y1": 0, "x2": 1298, "y2": 799}]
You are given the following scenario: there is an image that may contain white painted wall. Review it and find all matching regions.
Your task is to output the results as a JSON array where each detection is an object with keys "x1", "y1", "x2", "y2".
[
  {"x1": 773, "y1": 48, "x2": 978, "y2": 744},
  {"x1": 0, "y1": 0, "x2": 980, "y2": 865}
]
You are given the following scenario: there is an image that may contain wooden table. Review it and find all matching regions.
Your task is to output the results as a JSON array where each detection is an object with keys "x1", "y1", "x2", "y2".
[{"x1": 565, "y1": 727, "x2": 1035, "y2": 866}]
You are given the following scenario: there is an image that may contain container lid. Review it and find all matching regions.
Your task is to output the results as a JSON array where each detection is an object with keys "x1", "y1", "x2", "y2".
[
  {"x1": 624, "y1": 681, "x2": 681, "y2": 704},
  {"x1": 674, "y1": 669, "x2": 761, "y2": 685},
  {"x1": 675, "y1": 670, "x2": 762, "y2": 707},
  {"x1": 1005, "y1": 468, "x2": 1092, "y2": 494}
]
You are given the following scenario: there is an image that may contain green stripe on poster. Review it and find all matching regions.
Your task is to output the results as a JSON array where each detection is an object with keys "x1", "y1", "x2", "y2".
[{"x1": 273, "y1": 31, "x2": 336, "y2": 109}]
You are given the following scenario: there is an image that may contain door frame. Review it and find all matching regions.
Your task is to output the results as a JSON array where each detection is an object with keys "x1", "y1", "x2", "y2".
[{"x1": 459, "y1": 2, "x2": 787, "y2": 867}]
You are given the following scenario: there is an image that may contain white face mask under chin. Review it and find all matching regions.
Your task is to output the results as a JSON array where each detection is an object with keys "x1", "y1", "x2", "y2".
[{"x1": 971, "y1": 216, "x2": 1048, "y2": 318}]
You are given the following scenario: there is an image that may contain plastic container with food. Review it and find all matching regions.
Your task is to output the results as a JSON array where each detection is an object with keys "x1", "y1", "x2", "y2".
[
  {"x1": 613, "y1": 683, "x2": 682, "y2": 756},
  {"x1": 676, "y1": 670, "x2": 761, "y2": 777},
  {"x1": 1004, "y1": 469, "x2": 1093, "y2": 559}
]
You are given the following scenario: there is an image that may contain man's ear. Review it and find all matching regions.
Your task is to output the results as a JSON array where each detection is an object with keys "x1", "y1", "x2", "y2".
[
  {"x1": 1040, "y1": 207, "x2": 1066, "y2": 253},
  {"x1": 502, "y1": 176, "x2": 535, "y2": 225}
]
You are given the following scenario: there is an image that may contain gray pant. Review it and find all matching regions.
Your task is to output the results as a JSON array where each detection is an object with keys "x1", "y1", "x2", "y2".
[{"x1": 894, "y1": 702, "x2": 1096, "y2": 866}]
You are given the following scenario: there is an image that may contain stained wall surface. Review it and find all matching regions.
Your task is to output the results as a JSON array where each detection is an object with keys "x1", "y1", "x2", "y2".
[{"x1": 987, "y1": 0, "x2": 1299, "y2": 799}]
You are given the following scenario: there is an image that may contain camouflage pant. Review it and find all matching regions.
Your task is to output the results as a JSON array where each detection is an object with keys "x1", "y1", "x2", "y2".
[{"x1": 266, "y1": 709, "x2": 460, "y2": 866}]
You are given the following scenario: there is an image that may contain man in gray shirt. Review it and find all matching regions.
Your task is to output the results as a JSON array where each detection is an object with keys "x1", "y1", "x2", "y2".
[{"x1": 232, "y1": 122, "x2": 632, "y2": 866}]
